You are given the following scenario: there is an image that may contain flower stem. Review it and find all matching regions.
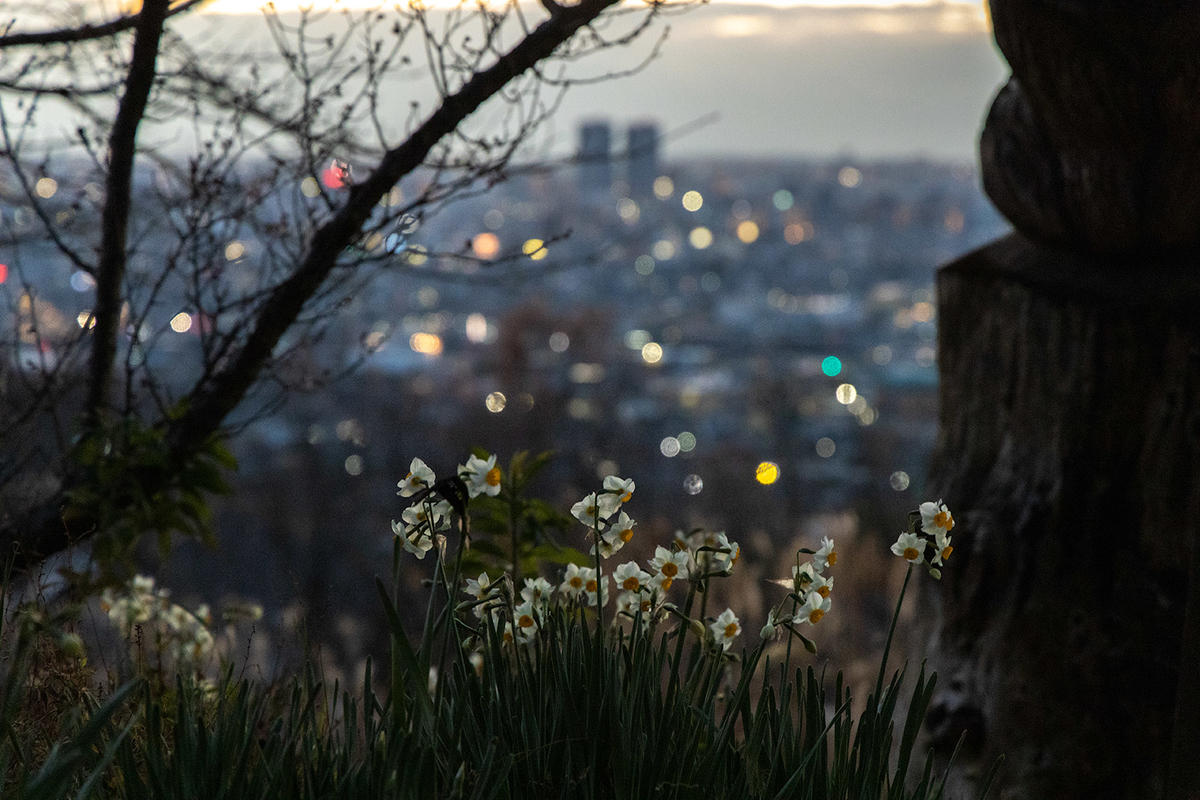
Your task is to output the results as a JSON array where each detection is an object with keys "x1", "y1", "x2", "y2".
[{"x1": 874, "y1": 562, "x2": 912, "y2": 703}]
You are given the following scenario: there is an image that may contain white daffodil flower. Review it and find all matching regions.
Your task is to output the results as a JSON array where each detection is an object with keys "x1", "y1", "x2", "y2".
[
  {"x1": 610, "y1": 511, "x2": 636, "y2": 547},
  {"x1": 397, "y1": 457, "x2": 435, "y2": 497},
  {"x1": 930, "y1": 531, "x2": 954, "y2": 566},
  {"x1": 459, "y1": 454, "x2": 502, "y2": 498},
  {"x1": 890, "y1": 531, "x2": 926, "y2": 564},
  {"x1": 614, "y1": 561, "x2": 651, "y2": 594},
  {"x1": 520, "y1": 577, "x2": 555, "y2": 605},
  {"x1": 560, "y1": 563, "x2": 588, "y2": 599},
  {"x1": 712, "y1": 532, "x2": 740, "y2": 575},
  {"x1": 465, "y1": 572, "x2": 493, "y2": 600},
  {"x1": 589, "y1": 526, "x2": 626, "y2": 559},
  {"x1": 514, "y1": 601, "x2": 539, "y2": 644},
  {"x1": 919, "y1": 500, "x2": 954, "y2": 537},
  {"x1": 572, "y1": 491, "x2": 621, "y2": 526},
  {"x1": 792, "y1": 561, "x2": 817, "y2": 594},
  {"x1": 603, "y1": 475, "x2": 636, "y2": 504},
  {"x1": 794, "y1": 590, "x2": 831, "y2": 626},
  {"x1": 813, "y1": 537, "x2": 838, "y2": 572},
  {"x1": 710, "y1": 608, "x2": 741, "y2": 651},
  {"x1": 392, "y1": 518, "x2": 434, "y2": 559},
  {"x1": 810, "y1": 572, "x2": 834, "y2": 600},
  {"x1": 647, "y1": 546, "x2": 689, "y2": 592},
  {"x1": 584, "y1": 571, "x2": 609, "y2": 608}
]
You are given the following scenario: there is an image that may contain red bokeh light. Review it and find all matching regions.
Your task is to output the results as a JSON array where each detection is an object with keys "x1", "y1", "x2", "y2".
[
  {"x1": 321, "y1": 159, "x2": 351, "y2": 189},
  {"x1": 0, "y1": 263, "x2": 8, "y2": 284}
]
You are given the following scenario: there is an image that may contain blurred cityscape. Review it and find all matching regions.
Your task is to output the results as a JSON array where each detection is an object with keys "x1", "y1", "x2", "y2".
[{"x1": 1, "y1": 119, "x2": 1008, "y2": 668}]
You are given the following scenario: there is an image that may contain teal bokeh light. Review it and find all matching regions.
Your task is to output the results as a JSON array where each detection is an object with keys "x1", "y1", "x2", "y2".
[{"x1": 821, "y1": 356, "x2": 842, "y2": 377}]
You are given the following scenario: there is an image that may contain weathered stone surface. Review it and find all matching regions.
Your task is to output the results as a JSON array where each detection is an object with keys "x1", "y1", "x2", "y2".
[
  {"x1": 922, "y1": 233, "x2": 1200, "y2": 799},
  {"x1": 981, "y1": 1, "x2": 1200, "y2": 256}
]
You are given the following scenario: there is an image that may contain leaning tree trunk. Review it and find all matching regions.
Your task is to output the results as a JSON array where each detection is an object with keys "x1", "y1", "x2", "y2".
[{"x1": 920, "y1": 2, "x2": 1200, "y2": 798}]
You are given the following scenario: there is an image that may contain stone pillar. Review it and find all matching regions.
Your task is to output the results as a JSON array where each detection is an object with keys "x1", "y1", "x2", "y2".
[{"x1": 922, "y1": 3, "x2": 1200, "y2": 797}]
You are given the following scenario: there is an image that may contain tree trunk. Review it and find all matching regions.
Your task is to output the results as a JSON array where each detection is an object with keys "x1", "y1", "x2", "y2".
[{"x1": 922, "y1": 233, "x2": 1200, "y2": 798}]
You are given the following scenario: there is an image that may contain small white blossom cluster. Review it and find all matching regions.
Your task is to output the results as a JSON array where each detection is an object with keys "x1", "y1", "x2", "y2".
[
  {"x1": 392, "y1": 455, "x2": 504, "y2": 558},
  {"x1": 570, "y1": 476, "x2": 637, "y2": 558},
  {"x1": 891, "y1": 500, "x2": 955, "y2": 579},
  {"x1": 786, "y1": 536, "x2": 838, "y2": 631},
  {"x1": 100, "y1": 574, "x2": 215, "y2": 667}
]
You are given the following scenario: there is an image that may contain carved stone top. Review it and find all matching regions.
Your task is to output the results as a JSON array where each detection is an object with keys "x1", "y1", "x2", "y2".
[{"x1": 981, "y1": 0, "x2": 1200, "y2": 259}]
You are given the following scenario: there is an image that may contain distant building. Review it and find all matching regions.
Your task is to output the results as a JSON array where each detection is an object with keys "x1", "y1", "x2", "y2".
[
  {"x1": 627, "y1": 123, "x2": 659, "y2": 196},
  {"x1": 578, "y1": 121, "x2": 612, "y2": 192}
]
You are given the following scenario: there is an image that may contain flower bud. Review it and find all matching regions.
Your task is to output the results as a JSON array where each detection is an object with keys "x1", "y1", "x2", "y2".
[{"x1": 759, "y1": 621, "x2": 776, "y2": 641}]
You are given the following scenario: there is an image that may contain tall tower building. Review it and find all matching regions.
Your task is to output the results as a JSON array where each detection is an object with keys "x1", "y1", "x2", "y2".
[
  {"x1": 627, "y1": 122, "x2": 659, "y2": 196},
  {"x1": 578, "y1": 121, "x2": 612, "y2": 193}
]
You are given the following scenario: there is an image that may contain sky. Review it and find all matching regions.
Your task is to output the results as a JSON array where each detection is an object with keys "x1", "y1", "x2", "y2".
[
  {"x1": 30, "y1": 0, "x2": 1009, "y2": 162},
  {"x1": 196, "y1": 0, "x2": 1006, "y2": 161}
]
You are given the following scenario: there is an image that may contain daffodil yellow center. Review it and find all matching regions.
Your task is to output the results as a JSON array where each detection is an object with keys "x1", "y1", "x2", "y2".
[
  {"x1": 903, "y1": 546, "x2": 919, "y2": 561},
  {"x1": 621, "y1": 491, "x2": 632, "y2": 502},
  {"x1": 724, "y1": 623, "x2": 738, "y2": 638},
  {"x1": 827, "y1": 551, "x2": 837, "y2": 566},
  {"x1": 660, "y1": 577, "x2": 673, "y2": 590},
  {"x1": 570, "y1": 576, "x2": 583, "y2": 589},
  {"x1": 503, "y1": 630, "x2": 513, "y2": 643},
  {"x1": 619, "y1": 528, "x2": 634, "y2": 542},
  {"x1": 640, "y1": 600, "x2": 651, "y2": 613},
  {"x1": 935, "y1": 511, "x2": 951, "y2": 530},
  {"x1": 809, "y1": 609, "x2": 825, "y2": 624},
  {"x1": 817, "y1": 586, "x2": 830, "y2": 598},
  {"x1": 486, "y1": 466, "x2": 501, "y2": 487},
  {"x1": 519, "y1": 614, "x2": 534, "y2": 628},
  {"x1": 586, "y1": 504, "x2": 598, "y2": 517},
  {"x1": 408, "y1": 472, "x2": 423, "y2": 486},
  {"x1": 622, "y1": 577, "x2": 640, "y2": 591},
  {"x1": 661, "y1": 562, "x2": 678, "y2": 578},
  {"x1": 586, "y1": 579, "x2": 597, "y2": 593},
  {"x1": 942, "y1": 546, "x2": 953, "y2": 560}
]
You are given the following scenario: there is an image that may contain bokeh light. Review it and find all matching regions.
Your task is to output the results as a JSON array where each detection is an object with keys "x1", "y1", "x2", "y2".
[
  {"x1": 523, "y1": 238, "x2": 548, "y2": 260},
  {"x1": 344, "y1": 455, "x2": 364, "y2": 476},
  {"x1": 683, "y1": 474, "x2": 703, "y2": 495},
  {"x1": 35, "y1": 178, "x2": 57, "y2": 198},
  {"x1": 641, "y1": 342, "x2": 663, "y2": 363},
  {"x1": 755, "y1": 462, "x2": 779, "y2": 484},
  {"x1": 681, "y1": 190, "x2": 703, "y2": 212},
  {"x1": 816, "y1": 437, "x2": 836, "y2": 458},
  {"x1": 689, "y1": 226, "x2": 713, "y2": 249},
  {"x1": 486, "y1": 391, "x2": 506, "y2": 412},
  {"x1": 472, "y1": 232, "x2": 500, "y2": 259},
  {"x1": 890, "y1": 471, "x2": 910, "y2": 491},
  {"x1": 225, "y1": 241, "x2": 245, "y2": 261},
  {"x1": 835, "y1": 383, "x2": 857, "y2": 404},
  {"x1": 634, "y1": 255, "x2": 655, "y2": 275},
  {"x1": 821, "y1": 356, "x2": 842, "y2": 376},
  {"x1": 300, "y1": 177, "x2": 320, "y2": 197},
  {"x1": 549, "y1": 331, "x2": 570, "y2": 352},
  {"x1": 322, "y1": 159, "x2": 350, "y2": 189},
  {"x1": 465, "y1": 313, "x2": 488, "y2": 343},
  {"x1": 409, "y1": 332, "x2": 443, "y2": 355},
  {"x1": 736, "y1": 220, "x2": 760, "y2": 243},
  {"x1": 170, "y1": 312, "x2": 192, "y2": 333},
  {"x1": 772, "y1": 189, "x2": 794, "y2": 211},
  {"x1": 678, "y1": 432, "x2": 696, "y2": 452},
  {"x1": 838, "y1": 166, "x2": 862, "y2": 188},
  {"x1": 653, "y1": 176, "x2": 674, "y2": 199},
  {"x1": 660, "y1": 436, "x2": 681, "y2": 457}
]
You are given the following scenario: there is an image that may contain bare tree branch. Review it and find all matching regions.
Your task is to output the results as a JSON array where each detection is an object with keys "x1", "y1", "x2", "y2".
[
  {"x1": 0, "y1": 0, "x2": 207, "y2": 49},
  {"x1": 86, "y1": 0, "x2": 171, "y2": 418}
]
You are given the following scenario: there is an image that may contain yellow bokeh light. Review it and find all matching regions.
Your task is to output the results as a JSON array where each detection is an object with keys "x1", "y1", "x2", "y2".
[
  {"x1": 911, "y1": 301, "x2": 934, "y2": 322},
  {"x1": 485, "y1": 391, "x2": 506, "y2": 412},
  {"x1": 756, "y1": 462, "x2": 779, "y2": 485},
  {"x1": 405, "y1": 245, "x2": 429, "y2": 266},
  {"x1": 170, "y1": 312, "x2": 192, "y2": 333},
  {"x1": 681, "y1": 190, "x2": 703, "y2": 212},
  {"x1": 653, "y1": 175, "x2": 674, "y2": 199},
  {"x1": 225, "y1": 241, "x2": 245, "y2": 261},
  {"x1": 835, "y1": 383, "x2": 857, "y2": 404},
  {"x1": 523, "y1": 238, "x2": 548, "y2": 260},
  {"x1": 689, "y1": 226, "x2": 713, "y2": 249},
  {"x1": 409, "y1": 332, "x2": 443, "y2": 355},
  {"x1": 736, "y1": 220, "x2": 760, "y2": 243},
  {"x1": 473, "y1": 232, "x2": 500, "y2": 259},
  {"x1": 300, "y1": 177, "x2": 320, "y2": 197},
  {"x1": 36, "y1": 178, "x2": 58, "y2": 199},
  {"x1": 641, "y1": 342, "x2": 663, "y2": 364},
  {"x1": 76, "y1": 311, "x2": 96, "y2": 329}
]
